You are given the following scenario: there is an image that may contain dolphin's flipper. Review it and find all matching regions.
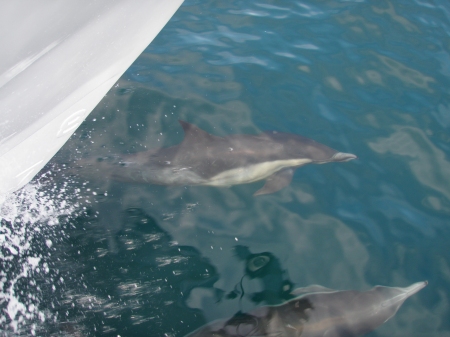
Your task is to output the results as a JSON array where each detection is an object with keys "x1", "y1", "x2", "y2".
[{"x1": 254, "y1": 169, "x2": 294, "y2": 196}]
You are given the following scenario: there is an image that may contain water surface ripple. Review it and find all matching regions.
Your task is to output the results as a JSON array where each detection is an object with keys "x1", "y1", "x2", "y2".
[{"x1": 1, "y1": 0, "x2": 450, "y2": 336}]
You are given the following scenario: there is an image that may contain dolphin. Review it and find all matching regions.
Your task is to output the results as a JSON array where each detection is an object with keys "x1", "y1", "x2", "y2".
[
  {"x1": 77, "y1": 120, "x2": 357, "y2": 195},
  {"x1": 185, "y1": 281, "x2": 427, "y2": 337}
]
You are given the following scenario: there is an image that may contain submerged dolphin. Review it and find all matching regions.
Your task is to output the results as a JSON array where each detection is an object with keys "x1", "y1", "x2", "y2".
[
  {"x1": 186, "y1": 281, "x2": 427, "y2": 337},
  {"x1": 79, "y1": 121, "x2": 357, "y2": 195}
]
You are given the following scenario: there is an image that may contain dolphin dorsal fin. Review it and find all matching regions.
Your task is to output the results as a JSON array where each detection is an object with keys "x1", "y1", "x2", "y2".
[{"x1": 178, "y1": 120, "x2": 215, "y2": 144}]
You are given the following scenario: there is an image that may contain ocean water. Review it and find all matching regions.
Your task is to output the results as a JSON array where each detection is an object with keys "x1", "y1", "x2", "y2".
[{"x1": 1, "y1": 0, "x2": 450, "y2": 336}]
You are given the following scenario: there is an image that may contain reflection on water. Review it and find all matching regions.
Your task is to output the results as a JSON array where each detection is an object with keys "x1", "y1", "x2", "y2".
[
  {"x1": 46, "y1": 208, "x2": 213, "y2": 336},
  {"x1": 2, "y1": 0, "x2": 450, "y2": 335},
  {"x1": 225, "y1": 246, "x2": 294, "y2": 305},
  {"x1": 375, "y1": 54, "x2": 435, "y2": 93},
  {"x1": 369, "y1": 126, "x2": 450, "y2": 212}
]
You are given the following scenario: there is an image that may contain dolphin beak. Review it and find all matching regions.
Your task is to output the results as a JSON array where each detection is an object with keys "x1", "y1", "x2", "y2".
[
  {"x1": 379, "y1": 281, "x2": 427, "y2": 308},
  {"x1": 402, "y1": 281, "x2": 428, "y2": 296},
  {"x1": 331, "y1": 152, "x2": 357, "y2": 162}
]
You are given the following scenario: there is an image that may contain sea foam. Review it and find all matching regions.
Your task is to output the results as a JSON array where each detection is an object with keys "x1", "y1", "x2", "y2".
[{"x1": 0, "y1": 178, "x2": 79, "y2": 335}]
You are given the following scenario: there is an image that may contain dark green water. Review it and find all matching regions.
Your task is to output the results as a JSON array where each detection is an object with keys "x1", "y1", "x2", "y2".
[{"x1": 1, "y1": 0, "x2": 450, "y2": 336}]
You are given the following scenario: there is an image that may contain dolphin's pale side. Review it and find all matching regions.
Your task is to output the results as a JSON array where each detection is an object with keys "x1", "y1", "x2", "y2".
[
  {"x1": 186, "y1": 281, "x2": 427, "y2": 337},
  {"x1": 78, "y1": 120, "x2": 357, "y2": 195}
]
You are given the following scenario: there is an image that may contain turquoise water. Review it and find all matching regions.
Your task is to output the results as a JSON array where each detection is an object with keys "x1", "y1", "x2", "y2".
[{"x1": 2, "y1": 0, "x2": 450, "y2": 336}]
